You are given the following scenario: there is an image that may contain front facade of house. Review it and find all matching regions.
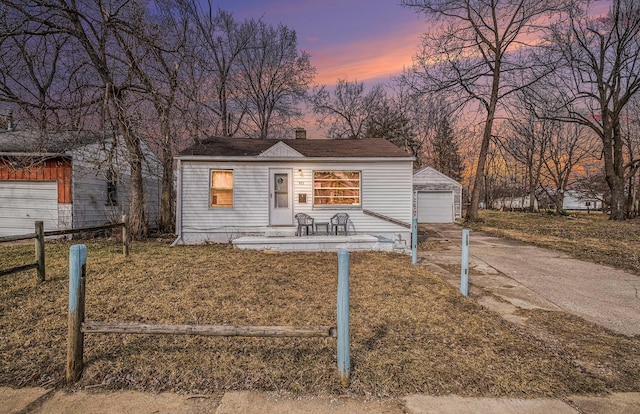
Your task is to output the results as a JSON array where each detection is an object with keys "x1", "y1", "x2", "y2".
[
  {"x1": 0, "y1": 130, "x2": 161, "y2": 237},
  {"x1": 174, "y1": 137, "x2": 415, "y2": 245}
]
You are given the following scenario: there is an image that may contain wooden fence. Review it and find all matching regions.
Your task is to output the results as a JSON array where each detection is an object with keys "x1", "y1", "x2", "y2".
[
  {"x1": 66, "y1": 245, "x2": 351, "y2": 387},
  {"x1": 0, "y1": 216, "x2": 129, "y2": 282}
]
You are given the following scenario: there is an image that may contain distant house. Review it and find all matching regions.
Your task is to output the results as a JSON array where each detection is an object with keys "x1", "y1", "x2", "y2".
[
  {"x1": 413, "y1": 167, "x2": 462, "y2": 223},
  {"x1": 0, "y1": 129, "x2": 161, "y2": 237},
  {"x1": 491, "y1": 196, "x2": 538, "y2": 211},
  {"x1": 563, "y1": 190, "x2": 603, "y2": 211},
  {"x1": 173, "y1": 136, "x2": 415, "y2": 247}
]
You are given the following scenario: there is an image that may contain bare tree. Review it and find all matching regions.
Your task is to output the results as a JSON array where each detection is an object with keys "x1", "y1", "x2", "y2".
[
  {"x1": 498, "y1": 95, "x2": 552, "y2": 212},
  {"x1": 0, "y1": 9, "x2": 96, "y2": 134},
  {"x1": 236, "y1": 20, "x2": 314, "y2": 139},
  {"x1": 621, "y1": 94, "x2": 640, "y2": 216},
  {"x1": 109, "y1": 0, "x2": 191, "y2": 233},
  {"x1": 402, "y1": 0, "x2": 567, "y2": 221},
  {"x1": 3, "y1": 0, "x2": 154, "y2": 237},
  {"x1": 541, "y1": 0, "x2": 640, "y2": 220},
  {"x1": 311, "y1": 79, "x2": 384, "y2": 139},
  {"x1": 364, "y1": 94, "x2": 421, "y2": 162},
  {"x1": 540, "y1": 122, "x2": 598, "y2": 212},
  {"x1": 184, "y1": 5, "x2": 253, "y2": 138}
]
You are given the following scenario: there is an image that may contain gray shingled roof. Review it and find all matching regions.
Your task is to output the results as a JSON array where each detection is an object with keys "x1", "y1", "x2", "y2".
[
  {"x1": 178, "y1": 137, "x2": 412, "y2": 158},
  {"x1": 0, "y1": 130, "x2": 102, "y2": 154}
]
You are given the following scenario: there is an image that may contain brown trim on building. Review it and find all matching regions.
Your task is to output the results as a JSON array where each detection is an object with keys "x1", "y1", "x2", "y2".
[{"x1": 0, "y1": 157, "x2": 72, "y2": 203}]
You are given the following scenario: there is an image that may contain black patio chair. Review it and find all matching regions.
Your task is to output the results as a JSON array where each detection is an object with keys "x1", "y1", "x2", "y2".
[
  {"x1": 295, "y1": 213, "x2": 314, "y2": 236},
  {"x1": 330, "y1": 213, "x2": 349, "y2": 235}
]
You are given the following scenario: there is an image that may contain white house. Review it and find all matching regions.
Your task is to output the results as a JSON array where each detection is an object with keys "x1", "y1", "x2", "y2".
[
  {"x1": 0, "y1": 129, "x2": 162, "y2": 237},
  {"x1": 173, "y1": 136, "x2": 415, "y2": 248},
  {"x1": 413, "y1": 167, "x2": 463, "y2": 223},
  {"x1": 491, "y1": 195, "x2": 538, "y2": 211},
  {"x1": 563, "y1": 190, "x2": 603, "y2": 211}
]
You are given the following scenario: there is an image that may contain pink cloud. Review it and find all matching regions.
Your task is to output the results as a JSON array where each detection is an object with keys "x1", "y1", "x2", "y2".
[{"x1": 310, "y1": 22, "x2": 423, "y2": 85}]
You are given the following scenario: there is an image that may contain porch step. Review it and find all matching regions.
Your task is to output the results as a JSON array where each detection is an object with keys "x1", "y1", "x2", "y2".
[{"x1": 264, "y1": 227, "x2": 297, "y2": 237}]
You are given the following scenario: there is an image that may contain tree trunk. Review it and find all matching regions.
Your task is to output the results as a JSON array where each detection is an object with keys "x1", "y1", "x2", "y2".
[
  {"x1": 114, "y1": 104, "x2": 148, "y2": 239},
  {"x1": 604, "y1": 117, "x2": 626, "y2": 220},
  {"x1": 466, "y1": 63, "x2": 501, "y2": 221},
  {"x1": 159, "y1": 110, "x2": 174, "y2": 234}
]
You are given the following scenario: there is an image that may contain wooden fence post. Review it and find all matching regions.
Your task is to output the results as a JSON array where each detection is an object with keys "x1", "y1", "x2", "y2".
[
  {"x1": 35, "y1": 221, "x2": 45, "y2": 282},
  {"x1": 121, "y1": 215, "x2": 129, "y2": 257},
  {"x1": 337, "y1": 249, "x2": 350, "y2": 388},
  {"x1": 67, "y1": 244, "x2": 87, "y2": 384},
  {"x1": 460, "y1": 229, "x2": 469, "y2": 297}
]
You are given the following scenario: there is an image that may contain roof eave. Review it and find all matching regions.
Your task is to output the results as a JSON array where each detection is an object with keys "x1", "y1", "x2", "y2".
[
  {"x1": 175, "y1": 155, "x2": 416, "y2": 162},
  {"x1": 0, "y1": 151, "x2": 67, "y2": 157}
]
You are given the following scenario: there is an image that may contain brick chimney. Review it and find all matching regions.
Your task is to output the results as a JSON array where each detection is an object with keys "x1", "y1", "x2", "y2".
[{"x1": 295, "y1": 127, "x2": 306, "y2": 139}]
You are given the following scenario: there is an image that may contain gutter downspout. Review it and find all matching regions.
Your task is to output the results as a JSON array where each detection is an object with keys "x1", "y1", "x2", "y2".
[{"x1": 171, "y1": 159, "x2": 183, "y2": 246}]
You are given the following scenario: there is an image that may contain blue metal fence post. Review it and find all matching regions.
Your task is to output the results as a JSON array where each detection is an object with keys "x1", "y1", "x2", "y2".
[
  {"x1": 411, "y1": 217, "x2": 418, "y2": 265},
  {"x1": 460, "y1": 229, "x2": 469, "y2": 297},
  {"x1": 337, "y1": 249, "x2": 350, "y2": 387},
  {"x1": 67, "y1": 244, "x2": 87, "y2": 383}
]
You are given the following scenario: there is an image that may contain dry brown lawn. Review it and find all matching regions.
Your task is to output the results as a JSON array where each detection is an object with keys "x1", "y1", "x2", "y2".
[{"x1": 1, "y1": 236, "x2": 638, "y2": 397}]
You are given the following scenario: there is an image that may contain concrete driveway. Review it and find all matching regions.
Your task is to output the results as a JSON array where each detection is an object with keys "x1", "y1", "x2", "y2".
[{"x1": 420, "y1": 224, "x2": 640, "y2": 337}]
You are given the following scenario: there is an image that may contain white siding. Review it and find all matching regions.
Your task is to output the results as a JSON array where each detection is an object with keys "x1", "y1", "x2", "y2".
[
  {"x1": 72, "y1": 138, "x2": 162, "y2": 229},
  {"x1": 178, "y1": 160, "x2": 413, "y2": 243},
  {"x1": 0, "y1": 181, "x2": 58, "y2": 237}
]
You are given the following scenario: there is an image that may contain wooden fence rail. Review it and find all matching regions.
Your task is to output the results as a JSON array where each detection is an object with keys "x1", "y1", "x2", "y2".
[
  {"x1": 0, "y1": 216, "x2": 128, "y2": 282},
  {"x1": 66, "y1": 245, "x2": 351, "y2": 388}
]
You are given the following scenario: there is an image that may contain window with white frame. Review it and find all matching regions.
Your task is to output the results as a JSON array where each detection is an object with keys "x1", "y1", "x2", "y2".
[
  {"x1": 313, "y1": 170, "x2": 361, "y2": 206},
  {"x1": 210, "y1": 169, "x2": 233, "y2": 207}
]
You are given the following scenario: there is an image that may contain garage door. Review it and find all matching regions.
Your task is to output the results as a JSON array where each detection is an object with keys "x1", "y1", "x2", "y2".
[
  {"x1": 417, "y1": 191, "x2": 454, "y2": 223},
  {"x1": 0, "y1": 181, "x2": 58, "y2": 237}
]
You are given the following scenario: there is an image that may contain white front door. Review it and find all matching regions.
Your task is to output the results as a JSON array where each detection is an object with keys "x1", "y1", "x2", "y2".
[{"x1": 269, "y1": 169, "x2": 293, "y2": 226}]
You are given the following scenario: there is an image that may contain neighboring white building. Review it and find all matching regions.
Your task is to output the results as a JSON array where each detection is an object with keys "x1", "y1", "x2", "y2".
[
  {"x1": 491, "y1": 196, "x2": 538, "y2": 211},
  {"x1": 563, "y1": 190, "x2": 603, "y2": 210},
  {"x1": 0, "y1": 130, "x2": 162, "y2": 237},
  {"x1": 173, "y1": 137, "x2": 415, "y2": 245},
  {"x1": 413, "y1": 167, "x2": 463, "y2": 223}
]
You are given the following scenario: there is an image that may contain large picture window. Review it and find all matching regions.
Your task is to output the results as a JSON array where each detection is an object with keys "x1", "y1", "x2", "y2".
[
  {"x1": 210, "y1": 170, "x2": 233, "y2": 207},
  {"x1": 313, "y1": 171, "x2": 361, "y2": 206}
]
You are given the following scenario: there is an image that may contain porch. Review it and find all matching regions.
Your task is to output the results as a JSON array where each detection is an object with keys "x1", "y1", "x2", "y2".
[{"x1": 232, "y1": 233, "x2": 405, "y2": 252}]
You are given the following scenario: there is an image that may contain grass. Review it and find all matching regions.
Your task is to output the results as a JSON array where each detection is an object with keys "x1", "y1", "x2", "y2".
[
  {"x1": 0, "y1": 235, "x2": 638, "y2": 398},
  {"x1": 465, "y1": 210, "x2": 640, "y2": 275}
]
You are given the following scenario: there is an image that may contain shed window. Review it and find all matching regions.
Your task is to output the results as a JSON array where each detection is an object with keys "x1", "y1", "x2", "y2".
[
  {"x1": 210, "y1": 170, "x2": 233, "y2": 207},
  {"x1": 106, "y1": 170, "x2": 117, "y2": 206},
  {"x1": 313, "y1": 171, "x2": 360, "y2": 206}
]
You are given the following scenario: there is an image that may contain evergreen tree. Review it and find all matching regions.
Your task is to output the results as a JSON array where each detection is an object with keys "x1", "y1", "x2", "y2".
[{"x1": 427, "y1": 117, "x2": 464, "y2": 182}]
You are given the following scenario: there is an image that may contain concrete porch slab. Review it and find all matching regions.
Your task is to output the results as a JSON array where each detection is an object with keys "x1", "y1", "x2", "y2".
[{"x1": 232, "y1": 234, "x2": 397, "y2": 252}]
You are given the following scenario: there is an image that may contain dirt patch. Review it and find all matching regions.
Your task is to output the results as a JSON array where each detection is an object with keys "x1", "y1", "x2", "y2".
[{"x1": 0, "y1": 240, "x2": 636, "y2": 398}]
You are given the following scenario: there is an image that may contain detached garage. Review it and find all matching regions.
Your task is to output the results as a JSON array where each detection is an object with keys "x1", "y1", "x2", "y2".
[
  {"x1": 0, "y1": 129, "x2": 162, "y2": 238},
  {"x1": 413, "y1": 167, "x2": 462, "y2": 223}
]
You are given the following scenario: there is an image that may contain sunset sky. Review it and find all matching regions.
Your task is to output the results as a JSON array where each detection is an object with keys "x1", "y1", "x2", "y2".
[
  {"x1": 210, "y1": 0, "x2": 613, "y2": 138},
  {"x1": 211, "y1": 0, "x2": 614, "y2": 88},
  {"x1": 212, "y1": 0, "x2": 425, "y2": 86}
]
